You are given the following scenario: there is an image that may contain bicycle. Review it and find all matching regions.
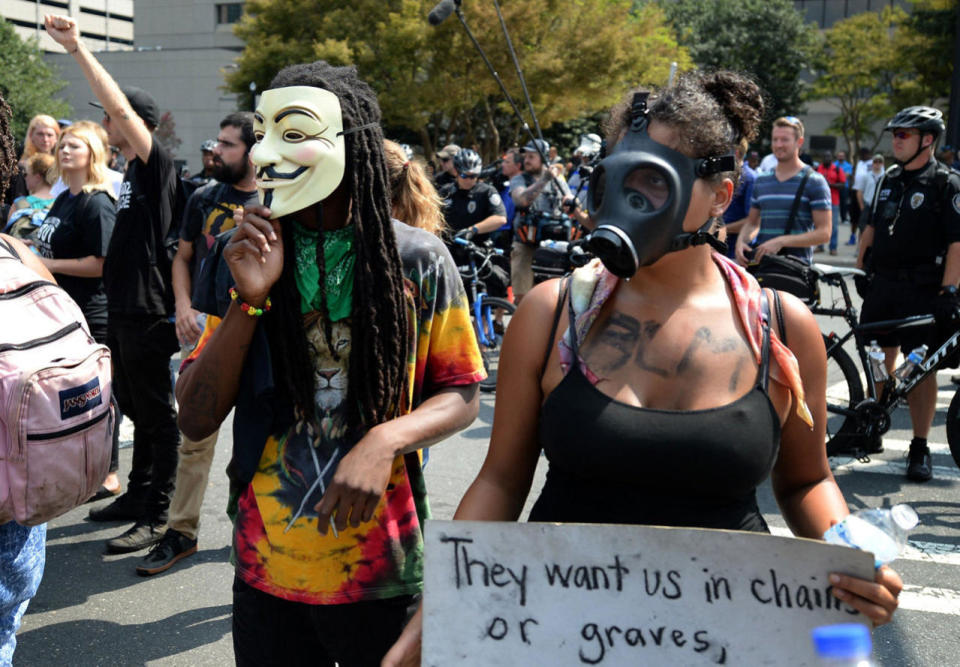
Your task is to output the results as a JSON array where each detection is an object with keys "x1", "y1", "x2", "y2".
[
  {"x1": 810, "y1": 262, "x2": 960, "y2": 466},
  {"x1": 451, "y1": 237, "x2": 516, "y2": 393}
]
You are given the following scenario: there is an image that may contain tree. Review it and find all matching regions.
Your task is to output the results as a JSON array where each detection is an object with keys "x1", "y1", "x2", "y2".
[
  {"x1": 891, "y1": 0, "x2": 957, "y2": 109},
  {"x1": 224, "y1": 0, "x2": 689, "y2": 159},
  {"x1": 808, "y1": 8, "x2": 904, "y2": 159},
  {"x1": 657, "y1": 0, "x2": 818, "y2": 144},
  {"x1": 0, "y1": 19, "x2": 70, "y2": 144}
]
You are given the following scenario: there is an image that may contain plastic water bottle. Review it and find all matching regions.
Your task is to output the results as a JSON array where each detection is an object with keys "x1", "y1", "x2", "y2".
[
  {"x1": 893, "y1": 344, "x2": 928, "y2": 381},
  {"x1": 867, "y1": 341, "x2": 888, "y2": 382},
  {"x1": 812, "y1": 624, "x2": 874, "y2": 666},
  {"x1": 823, "y1": 504, "x2": 918, "y2": 568}
]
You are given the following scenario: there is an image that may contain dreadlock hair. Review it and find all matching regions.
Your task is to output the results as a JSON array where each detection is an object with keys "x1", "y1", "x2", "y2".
[
  {"x1": 384, "y1": 139, "x2": 446, "y2": 237},
  {"x1": 263, "y1": 61, "x2": 409, "y2": 429},
  {"x1": 0, "y1": 92, "x2": 17, "y2": 201}
]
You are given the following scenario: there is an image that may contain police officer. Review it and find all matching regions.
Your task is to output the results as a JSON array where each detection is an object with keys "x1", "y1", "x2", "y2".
[
  {"x1": 857, "y1": 106, "x2": 960, "y2": 482},
  {"x1": 441, "y1": 148, "x2": 509, "y2": 300},
  {"x1": 441, "y1": 148, "x2": 507, "y2": 241},
  {"x1": 566, "y1": 133, "x2": 601, "y2": 209},
  {"x1": 190, "y1": 139, "x2": 217, "y2": 186}
]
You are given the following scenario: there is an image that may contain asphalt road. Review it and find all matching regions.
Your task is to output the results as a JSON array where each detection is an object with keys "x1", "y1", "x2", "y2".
[{"x1": 16, "y1": 236, "x2": 960, "y2": 665}]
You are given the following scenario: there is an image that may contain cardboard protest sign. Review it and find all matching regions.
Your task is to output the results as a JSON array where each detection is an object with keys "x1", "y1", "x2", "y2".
[{"x1": 423, "y1": 521, "x2": 875, "y2": 666}]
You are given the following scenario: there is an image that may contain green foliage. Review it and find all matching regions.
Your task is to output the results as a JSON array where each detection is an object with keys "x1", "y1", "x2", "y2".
[
  {"x1": 892, "y1": 0, "x2": 956, "y2": 108},
  {"x1": 808, "y1": 8, "x2": 904, "y2": 158},
  {"x1": 224, "y1": 0, "x2": 689, "y2": 159},
  {"x1": 808, "y1": 0, "x2": 956, "y2": 158},
  {"x1": 0, "y1": 19, "x2": 70, "y2": 143},
  {"x1": 657, "y1": 0, "x2": 818, "y2": 139}
]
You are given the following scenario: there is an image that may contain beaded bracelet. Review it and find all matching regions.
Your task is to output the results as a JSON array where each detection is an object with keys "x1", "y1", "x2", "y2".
[{"x1": 229, "y1": 287, "x2": 272, "y2": 317}]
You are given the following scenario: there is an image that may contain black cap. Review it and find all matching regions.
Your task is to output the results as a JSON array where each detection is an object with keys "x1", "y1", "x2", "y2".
[{"x1": 89, "y1": 86, "x2": 160, "y2": 128}]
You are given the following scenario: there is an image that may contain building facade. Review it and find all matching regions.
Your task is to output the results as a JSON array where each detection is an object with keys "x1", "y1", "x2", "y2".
[
  {"x1": 19, "y1": 0, "x2": 246, "y2": 175},
  {"x1": 1, "y1": 0, "x2": 133, "y2": 51}
]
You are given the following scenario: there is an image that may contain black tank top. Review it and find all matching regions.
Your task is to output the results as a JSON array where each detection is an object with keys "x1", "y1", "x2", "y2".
[{"x1": 528, "y1": 287, "x2": 781, "y2": 532}]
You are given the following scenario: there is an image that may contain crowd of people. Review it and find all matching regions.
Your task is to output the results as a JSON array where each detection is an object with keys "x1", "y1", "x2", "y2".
[{"x1": 9, "y1": 9, "x2": 960, "y2": 665}]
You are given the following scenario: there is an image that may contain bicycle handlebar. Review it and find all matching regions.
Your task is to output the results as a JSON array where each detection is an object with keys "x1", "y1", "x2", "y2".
[{"x1": 452, "y1": 236, "x2": 505, "y2": 256}]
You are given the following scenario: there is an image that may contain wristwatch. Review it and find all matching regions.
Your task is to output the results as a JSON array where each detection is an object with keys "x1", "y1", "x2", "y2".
[{"x1": 939, "y1": 285, "x2": 959, "y2": 296}]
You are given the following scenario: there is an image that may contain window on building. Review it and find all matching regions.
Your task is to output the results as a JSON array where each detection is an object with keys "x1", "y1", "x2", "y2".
[{"x1": 216, "y1": 3, "x2": 244, "y2": 24}]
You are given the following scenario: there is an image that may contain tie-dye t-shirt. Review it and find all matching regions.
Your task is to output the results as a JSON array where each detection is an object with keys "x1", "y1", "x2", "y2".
[{"x1": 190, "y1": 222, "x2": 485, "y2": 604}]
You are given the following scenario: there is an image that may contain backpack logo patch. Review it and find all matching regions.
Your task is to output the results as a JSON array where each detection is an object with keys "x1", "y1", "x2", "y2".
[
  {"x1": 910, "y1": 192, "x2": 925, "y2": 209},
  {"x1": 59, "y1": 378, "x2": 102, "y2": 420}
]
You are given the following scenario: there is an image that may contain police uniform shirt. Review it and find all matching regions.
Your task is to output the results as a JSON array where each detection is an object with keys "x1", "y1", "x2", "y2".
[
  {"x1": 440, "y1": 181, "x2": 506, "y2": 233},
  {"x1": 869, "y1": 159, "x2": 960, "y2": 272}
]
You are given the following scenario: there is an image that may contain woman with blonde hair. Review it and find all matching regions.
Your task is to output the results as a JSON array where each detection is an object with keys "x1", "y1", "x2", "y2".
[
  {"x1": 20, "y1": 114, "x2": 59, "y2": 163},
  {"x1": 385, "y1": 139, "x2": 446, "y2": 237},
  {"x1": 33, "y1": 120, "x2": 121, "y2": 498}
]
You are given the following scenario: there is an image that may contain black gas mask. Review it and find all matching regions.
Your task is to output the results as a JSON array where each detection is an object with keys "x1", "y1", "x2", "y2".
[{"x1": 586, "y1": 92, "x2": 736, "y2": 278}]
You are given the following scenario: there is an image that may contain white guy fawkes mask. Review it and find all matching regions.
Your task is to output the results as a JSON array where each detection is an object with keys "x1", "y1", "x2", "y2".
[{"x1": 251, "y1": 86, "x2": 346, "y2": 218}]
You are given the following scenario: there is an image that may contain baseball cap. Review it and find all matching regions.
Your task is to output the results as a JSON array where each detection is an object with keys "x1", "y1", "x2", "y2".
[
  {"x1": 200, "y1": 139, "x2": 217, "y2": 152},
  {"x1": 89, "y1": 86, "x2": 160, "y2": 128},
  {"x1": 520, "y1": 138, "x2": 549, "y2": 155},
  {"x1": 436, "y1": 144, "x2": 461, "y2": 160}
]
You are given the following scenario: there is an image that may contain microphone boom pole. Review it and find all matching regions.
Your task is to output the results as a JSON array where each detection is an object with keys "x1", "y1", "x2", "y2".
[
  {"x1": 439, "y1": 3, "x2": 564, "y2": 195},
  {"x1": 492, "y1": 0, "x2": 543, "y2": 143}
]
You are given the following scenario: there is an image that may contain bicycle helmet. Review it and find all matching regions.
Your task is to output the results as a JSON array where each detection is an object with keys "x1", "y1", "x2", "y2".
[
  {"x1": 575, "y1": 133, "x2": 602, "y2": 157},
  {"x1": 885, "y1": 106, "x2": 945, "y2": 137},
  {"x1": 200, "y1": 139, "x2": 217, "y2": 152},
  {"x1": 454, "y1": 148, "x2": 483, "y2": 176}
]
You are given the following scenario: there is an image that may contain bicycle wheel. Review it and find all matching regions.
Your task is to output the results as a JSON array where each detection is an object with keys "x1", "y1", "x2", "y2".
[
  {"x1": 823, "y1": 333, "x2": 865, "y2": 446},
  {"x1": 477, "y1": 296, "x2": 516, "y2": 393},
  {"x1": 947, "y1": 389, "x2": 960, "y2": 469}
]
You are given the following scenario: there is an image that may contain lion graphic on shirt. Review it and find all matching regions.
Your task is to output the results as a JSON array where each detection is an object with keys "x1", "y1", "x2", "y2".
[{"x1": 272, "y1": 317, "x2": 354, "y2": 527}]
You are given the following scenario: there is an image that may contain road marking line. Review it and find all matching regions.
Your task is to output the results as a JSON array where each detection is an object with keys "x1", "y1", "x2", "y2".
[
  {"x1": 898, "y1": 585, "x2": 960, "y2": 615},
  {"x1": 831, "y1": 457, "x2": 960, "y2": 481},
  {"x1": 874, "y1": 438, "x2": 951, "y2": 455},
  {"x1": 769, "y1": 527, "x2": 960, "y2": 566}
]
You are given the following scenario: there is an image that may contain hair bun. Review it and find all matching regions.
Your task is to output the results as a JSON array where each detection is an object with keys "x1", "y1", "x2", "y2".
[{"x1": 701, "y1": 71, "x2": 763, "y2": 144}]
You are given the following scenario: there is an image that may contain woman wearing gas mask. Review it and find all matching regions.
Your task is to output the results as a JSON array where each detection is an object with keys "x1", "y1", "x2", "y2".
[{"x1": 384, "y1": 70, "x2": 900, "y2": 665}]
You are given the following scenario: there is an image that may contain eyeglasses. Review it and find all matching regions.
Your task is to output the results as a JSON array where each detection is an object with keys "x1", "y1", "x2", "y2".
[
  {"x1": 459, "y1": 173, "x2": 479, "y2": 179},
  {"x1": 893, "y1": 130, "x2": 917, "y2": 140}
]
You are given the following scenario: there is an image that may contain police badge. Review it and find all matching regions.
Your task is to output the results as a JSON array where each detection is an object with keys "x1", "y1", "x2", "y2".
[
  {"x1": 467, "y1": 201, "x2": 477, "y2": 214},
  {"x1": 910, "y1": 192, "x2": 925, "y2": 209},
  {"x1": 953, "y1": 193, "x2": 960, "y2": 215}
]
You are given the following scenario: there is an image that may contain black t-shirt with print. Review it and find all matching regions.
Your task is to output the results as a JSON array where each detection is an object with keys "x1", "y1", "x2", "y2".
[
  {"x1": 35, "y1": 189, "x2": 116, "y2": 329},
  {"x1": 103, "y1": 141, "x2": 179, "y2": 316},
  {"x1": 179, "y1": 180, "x2": 259, "y2": 286}
]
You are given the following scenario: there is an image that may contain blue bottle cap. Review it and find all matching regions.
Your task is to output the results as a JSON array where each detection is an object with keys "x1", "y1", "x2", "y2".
[{"x1": 812, "y1": 623, "x2": 872, "y2": 659}]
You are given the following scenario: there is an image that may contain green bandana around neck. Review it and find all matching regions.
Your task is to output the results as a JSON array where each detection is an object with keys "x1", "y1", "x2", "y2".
[{"x1": 292, "y1": 221, "x2": 356, "y2": 320}]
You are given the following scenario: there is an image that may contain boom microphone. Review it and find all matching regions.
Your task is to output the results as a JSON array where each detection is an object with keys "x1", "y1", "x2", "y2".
[{"x1": 428, "y1": 0, "x2": 458, "y2": 26}]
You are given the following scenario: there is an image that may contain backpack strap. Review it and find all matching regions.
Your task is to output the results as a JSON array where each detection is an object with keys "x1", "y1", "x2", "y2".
[
  {"x1": 0, "y1": 235, "x2": 21, "y2": 261},
  {"x1": 771, "y1": 288, "x2": 786, "y2": 347},
  {"x1": 539, "y1": 276, "x2": 570, "y2": 380},
  {"x1": 758, "y1": 289, "x2": 773, "y2": 392},
  {"x1": 783, "y1": 166, "x2": 813, "y2": 238}
]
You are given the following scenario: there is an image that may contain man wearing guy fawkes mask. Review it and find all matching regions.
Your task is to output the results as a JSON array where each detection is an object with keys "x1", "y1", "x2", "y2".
[
  {"x1": 586, "y1": 92, "x2": 733, "y2": 278},
  {"x1": 177, "y1": 61, "x2": 482, "y2": 663}
]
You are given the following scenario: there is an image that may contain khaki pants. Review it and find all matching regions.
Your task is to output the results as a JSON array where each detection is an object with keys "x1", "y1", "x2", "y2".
[
  {"x1": 168, "y1": 336, "x2": 218, "y2": 540},
  {"x1": 166, "y1": 429, "x2": 219, "y2": 540},
  {"x1": 510, "y1": 242, "x2": 536, "y2": 299}
]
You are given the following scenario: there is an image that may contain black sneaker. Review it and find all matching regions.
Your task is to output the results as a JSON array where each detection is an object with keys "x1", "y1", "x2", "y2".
[
  {"x1": 906, "y1": 442, "x2": 933, "y2": 482},
  {"x1": 135, "y1": 529, "x2": 198, "y2": 576},
  {"x1": 106, "y1": 521, "x2": 165, "y2": 554},
  {"x1": 87, "y1": 493, "x2": 144, "y2": 522}
]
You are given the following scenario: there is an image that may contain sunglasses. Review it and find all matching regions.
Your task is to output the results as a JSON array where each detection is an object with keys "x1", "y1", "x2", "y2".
[
  {"x1": 459, "y1": 173, "x2": 479, "y2": 179},
  {"x1": 892, "y1": 130, "x2": 918, "y2": 140}
]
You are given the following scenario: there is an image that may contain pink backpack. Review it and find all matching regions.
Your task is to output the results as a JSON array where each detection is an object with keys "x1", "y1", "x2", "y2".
[{"x1": 0, "y1": 237, "x2": 113, "y2": 525}]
